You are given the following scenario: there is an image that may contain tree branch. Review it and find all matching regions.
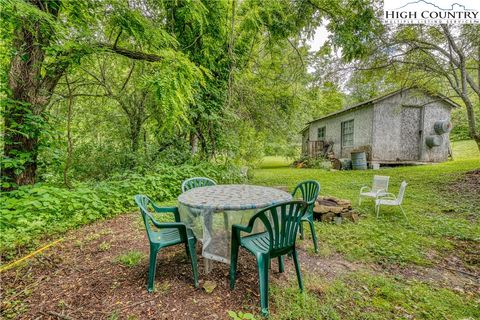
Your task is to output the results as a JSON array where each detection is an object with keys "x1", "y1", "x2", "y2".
[{"x1": 97, "y1": 43, "x2": 163, "y2": 62}]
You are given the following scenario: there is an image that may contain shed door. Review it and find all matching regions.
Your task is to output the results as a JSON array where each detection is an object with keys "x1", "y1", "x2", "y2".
[{"x1": 400, "y1": 106, "x2": 422, "y2": 161}]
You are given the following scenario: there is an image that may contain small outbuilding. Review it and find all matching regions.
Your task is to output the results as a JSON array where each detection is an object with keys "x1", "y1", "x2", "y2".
[{"x1": 301, "y1": 88, "x2": 458, "y2": 166}]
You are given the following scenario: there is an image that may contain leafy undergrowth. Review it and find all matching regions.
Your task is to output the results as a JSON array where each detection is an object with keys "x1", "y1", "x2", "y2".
[
  {"x1": 271, "y1": 271, "x2": 480, "y2": 320},
  {"x1": 0, "y1": 163, "x2": 244, "y2": 261}
]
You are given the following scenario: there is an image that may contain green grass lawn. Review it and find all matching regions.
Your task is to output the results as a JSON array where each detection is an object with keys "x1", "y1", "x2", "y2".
[
  {"x1": 252, "y1": 140, "x2": 479, "y2": 319},
  {"x1": 451, "y1": 139, "x2": 480, "y2": 160}
]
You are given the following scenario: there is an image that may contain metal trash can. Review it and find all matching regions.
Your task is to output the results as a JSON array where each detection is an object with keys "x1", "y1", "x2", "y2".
[{"x1": 351, "y1": 151, "x2": 367, "y2": 170}]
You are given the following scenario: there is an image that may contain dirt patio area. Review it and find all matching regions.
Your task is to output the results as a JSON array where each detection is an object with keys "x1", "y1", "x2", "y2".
[{"x1": 1, "y1": 212, "x2": 478, "y2": 319}]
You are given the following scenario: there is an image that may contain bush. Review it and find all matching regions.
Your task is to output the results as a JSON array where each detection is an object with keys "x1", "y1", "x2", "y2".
[
  {"x1": 292, "y1": 156, "x2": 332, "y2": 169},
  {"x1": 0, "y1": 162, "x2": 244, "y2": 259}
]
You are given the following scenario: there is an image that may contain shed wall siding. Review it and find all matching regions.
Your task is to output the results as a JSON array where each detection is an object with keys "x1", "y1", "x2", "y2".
[
  {"x1": 372, "y1": 89, "x2": 451, "y2": 162},
  {"x1": 422, "y1": 103, "x2": 451, "y2": 162},
  {"x1": 308, "y1": 106, "x2": 373, "y2": 158},
  {"x1": 372, "y1": 99, "x2": 403, "y2": 161}
]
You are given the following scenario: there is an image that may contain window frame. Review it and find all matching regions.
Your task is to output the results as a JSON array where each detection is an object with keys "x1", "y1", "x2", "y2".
[
  {"x1": 341, "y1": 120, "x2": 354, "y2": 147},
  {"x1": 317, "y1": 126, "x2": 326, "y2": 141}
]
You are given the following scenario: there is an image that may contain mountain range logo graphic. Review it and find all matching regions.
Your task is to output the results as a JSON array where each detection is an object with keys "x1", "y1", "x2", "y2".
[{"x1": 394, "y1": 1, "x2": 475, "y2": 11}]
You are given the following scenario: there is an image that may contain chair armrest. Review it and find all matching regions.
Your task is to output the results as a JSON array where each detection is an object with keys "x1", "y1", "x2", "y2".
[
  {"x1": 149, "y1": 220, "x2": 186, "y2": 230},
  {"x1": 151, "y1": 204, "x2": 181, "y2": 222},
  {"x1": 360, "y1": 186, "x2": 371, "y2": 193},
  {"x1": 375, "y1": 189, "x2": 387, "y2": 197},
  {"x1": 231, "y1": 223, "x2": 253, "y2": 234},
  {"x1": 376, "y1": 193, "x2": 397, "y2": 200},
  {"x1": 231, "y1": 223, "x2": 253, "y2": 246}
]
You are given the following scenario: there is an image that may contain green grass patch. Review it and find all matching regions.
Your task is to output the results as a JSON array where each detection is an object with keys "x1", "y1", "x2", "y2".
[
  {"x1": 115, "y1": 250, "x2": 145, "y2": 267},
  {"x1": 271, "y1": 272, "x2": 480, "y2": 320},
  {"x1": 258, "y1": 156, "x2": 291, "y2": 169},
  {"x1": 253, "y1": 141, "x2": 479, "y2": 265},
  {"x1": 98, "y1": 241, "x2": 111, "y2": 252},
  {"x1": 451, "y1": 139, "x2": 480, "y2": 160}
]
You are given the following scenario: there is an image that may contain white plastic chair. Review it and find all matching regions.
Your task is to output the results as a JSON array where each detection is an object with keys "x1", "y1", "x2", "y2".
[
  {"x1": 359, "y1": 175, "x2": 390, "y2": 206},
  {"x1": 375, "y1": 181, "x2": 408, "y2": 219}
]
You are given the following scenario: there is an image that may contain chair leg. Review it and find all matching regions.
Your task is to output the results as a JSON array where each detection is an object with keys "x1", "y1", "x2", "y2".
[
  {"x1": 375, "y1": 203, "x2": 380, "y2": 218},
  {"x1": 147, "y1": 245, "x2": 159, "y2": 292},
  {"x1": 278, "y1": 256, "x2": 284, "y2": 273},
  {"x1": 292, "y1": 248, "x2": 303, "y2": 292},
  {"x1": 299, "y1": 221, "x2": 305, "y2": 240},
  {"x1": 399, "y1": 205, "x2": 408, "y2": 221},
  {"x1": 358, "y1": 195, "x2": 362, "y2": 206},
  {"x1": 257, "y1": 254, "x2": 270, "y2": 316},
  {"x1": 186, "y1": 239, "x2": 199, "y2": 288},
  {"x1": 308, "y1": 220, "x2": 318, "y2": 253},
  {"x1": 229, "y1": 240, "x2": 240, "y2": 289}
]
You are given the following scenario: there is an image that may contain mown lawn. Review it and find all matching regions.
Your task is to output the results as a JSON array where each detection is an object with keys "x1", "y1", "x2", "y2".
[{"x1": 253, "y1": 140, "x2": 479, "y2": 319}]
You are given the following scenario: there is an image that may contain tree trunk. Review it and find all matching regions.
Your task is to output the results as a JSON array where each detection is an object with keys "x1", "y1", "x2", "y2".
[
  {"x1": 130, "y1": 123, "x2": 141, "y2": 154},
  {"x1": 63, "y1": 74, "x2": 74, "y2": 188},
  {"x1": 2, "y1": 19, "x2": 50, "y2": 188},
  {"x1": 190, "y1": 131, "x2": 199, "y2": 155}
]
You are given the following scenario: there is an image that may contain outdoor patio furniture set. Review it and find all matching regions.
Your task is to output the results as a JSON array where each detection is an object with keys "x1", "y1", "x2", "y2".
[{"x1": 135, "y1": 176, "x2": 407, "y2": 316}]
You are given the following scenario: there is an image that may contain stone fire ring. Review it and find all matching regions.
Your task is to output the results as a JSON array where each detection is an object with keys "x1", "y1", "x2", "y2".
[{"x1": 313, "y1": 196, "x2": 358, "y2": 222}]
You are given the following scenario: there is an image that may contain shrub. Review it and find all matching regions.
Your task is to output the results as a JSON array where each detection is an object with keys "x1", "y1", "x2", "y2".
[{"x1": 292, "y1": 156, "x2": 331, "y2": 169}]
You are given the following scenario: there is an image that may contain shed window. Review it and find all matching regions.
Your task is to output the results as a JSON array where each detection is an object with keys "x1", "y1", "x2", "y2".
[
  {"x1": 341, "y1": 120, "x2": 354, "y2": 147},
  {"x1": 317, "y1": 127, "x2": 326, "y2": 140}
]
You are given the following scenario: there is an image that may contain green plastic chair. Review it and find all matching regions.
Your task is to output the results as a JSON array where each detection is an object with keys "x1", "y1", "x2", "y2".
[
  {"x1": 292, "y1": 180, "x2": 320, "y2": 253},
  {"x1": 229, "y1": 200, "x2": 308, "y2": 316},
  {"x1": 134, "y1": 195, "x2": 199, "y2": 292},
  {"x1": 181, "y1": 177, "x2": 216, "y2": 192},
  {"x1": 181, "y1": 177, "x2": 230, "y2": 232}
]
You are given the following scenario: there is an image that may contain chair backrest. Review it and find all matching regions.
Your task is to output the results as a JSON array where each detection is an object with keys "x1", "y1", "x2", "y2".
[
  {"x1": 134, "y1": 194, "x2": 156, "y2": 239},
  {"x1": 372, "y1": 175, "x2": 390, "y2": 192},
  {"x1": 182, "y1": 177, "x2": 216, "y2": 193},
  {"x1": 397, "y1": 181, "x2": 408, "y2": 204},
  {"x1": 291, "y1": 180, "x2": 320, "y2": 205},
  {"x1": 246, "y1": 201, "x2": 308, "y2": 254}
]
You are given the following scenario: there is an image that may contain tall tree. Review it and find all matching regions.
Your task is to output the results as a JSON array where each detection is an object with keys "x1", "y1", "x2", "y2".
[
  {"x1": 348, "y1": 24, "x2": 480, "y2": 149},
  {"x1": 0, "y1": 0, "x2": 201, "y2": 187}
]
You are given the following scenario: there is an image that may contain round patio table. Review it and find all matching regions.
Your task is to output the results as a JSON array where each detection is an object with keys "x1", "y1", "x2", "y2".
[{"x1": 178, "y1": 185, "x2": 292, "y2": 271}]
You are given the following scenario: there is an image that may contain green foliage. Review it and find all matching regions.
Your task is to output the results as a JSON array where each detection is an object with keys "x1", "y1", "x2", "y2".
[
  {"x1": 0, "y1": 162, "x2": 244, "y2": 259},
  {"x1": 115, "y1": 250, "x2": 145, "y2": 267},
  {"x1": 450, "y1": 107, "x2": 480, "y2": 141},
  {"x1": 294, "y1": 156, "x2": 332, "y2": 169},
  {"x1": 451, "y1": 140, "x2": 480, "y2": 160},
  {"x1": 147, "y1": 49, "x2": 208, "y2": 128},
  {"x1": 0, "y1": 101, "x2": 57, "y2": 188}
]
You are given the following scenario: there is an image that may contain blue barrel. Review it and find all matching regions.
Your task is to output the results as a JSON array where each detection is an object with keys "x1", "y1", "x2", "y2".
[{"x1": 351, "y1": 151, "x2": 367, "y2": 170}]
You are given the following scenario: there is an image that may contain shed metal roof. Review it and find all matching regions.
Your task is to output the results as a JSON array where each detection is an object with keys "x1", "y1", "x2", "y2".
[{"x1": 306, "y1": 88, "x2": 460, "y2": 126}]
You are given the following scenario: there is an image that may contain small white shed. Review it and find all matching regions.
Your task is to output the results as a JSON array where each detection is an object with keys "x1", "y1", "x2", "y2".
[{"x1": 301, "y1": 88, "x2": 459, "y2": 165}]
